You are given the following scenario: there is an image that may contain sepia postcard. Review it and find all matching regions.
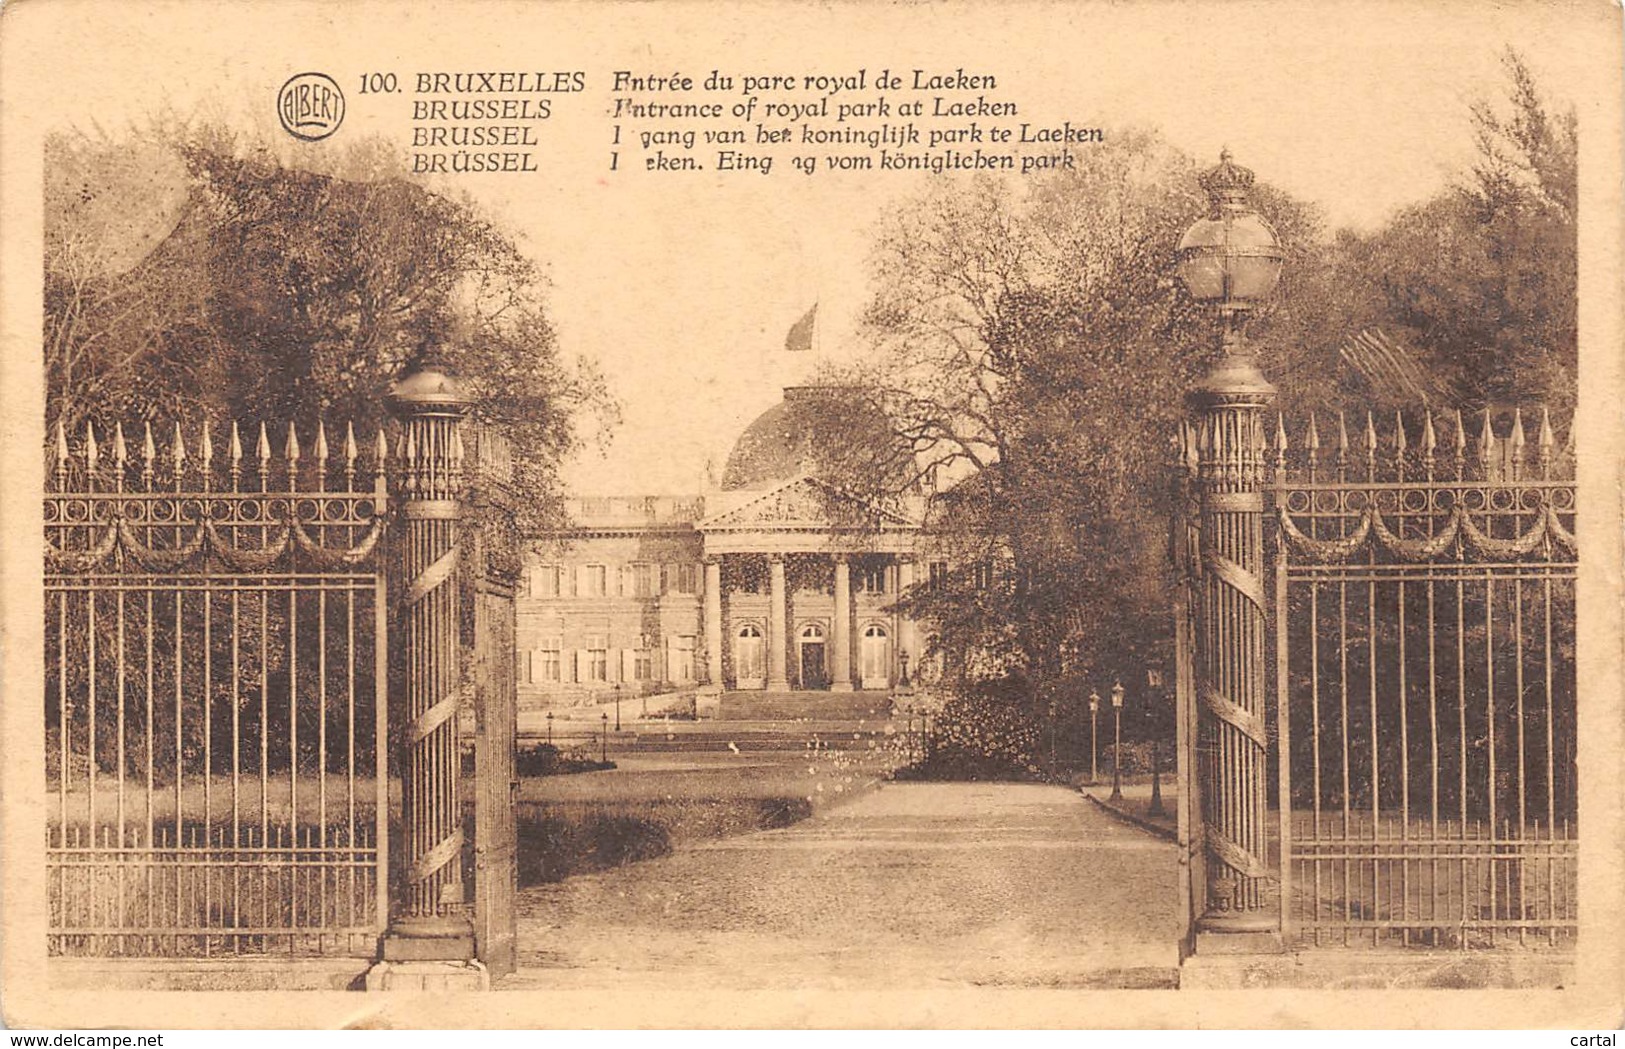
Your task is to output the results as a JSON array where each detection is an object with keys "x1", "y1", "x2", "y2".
[{"x1": 1, "y1": 0, "x2": 1622, "y2": 1031}]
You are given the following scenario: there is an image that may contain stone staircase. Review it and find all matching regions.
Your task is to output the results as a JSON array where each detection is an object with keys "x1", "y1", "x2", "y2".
[
  {"x1": 623, "y1": 724, "x2": 888, "y2": 752},
  {"x1": 718, "y1": 689, "x2": 894, "y2": 721}
]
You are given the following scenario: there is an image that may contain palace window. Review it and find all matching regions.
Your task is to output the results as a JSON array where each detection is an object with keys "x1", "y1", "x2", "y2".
[
  {"x1": 859, "y1": 564, "x2": 888, "y2": 594},
  {"x1": 630, "y1": 562, "x2": 656, "y2": 597},
  {"x1": 530, "y1": 639, "x2": 562, "y2": 683},
  {"x1": 581, "y1": 564, "x2": 608, "y2": 597},
  {"x1": 971, "y1": 561, "x2": 995, "y2": 590},
  {"x1": 634, "y1": 649, "x2": 654, "y2": 681},
  {"x1": 670, "y1": 562, "x2": 698, "y2": 594},
  {"x1": 928, "y1": 561, "x2": 950, "y2": 590},
  {"x1": 586, "y1": 636, "x2": 609, "y2": 682},
  {"x1": 528, "y1": 564, "x2": 564, "y2": 598}
]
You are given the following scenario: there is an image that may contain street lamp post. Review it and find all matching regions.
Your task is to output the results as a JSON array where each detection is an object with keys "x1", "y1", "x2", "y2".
[
  {"x1": 1149, "y1": 738, "x2": 1166, "y2": 817},
  {"x1": 1048, "y1": 695, "x2": 1058, "y2": 778},
  {"x1": 1088, "y1": 690, "x2": 1100, "y2": 786},
  {"x1": 1176, "y1": 149, "x2": 1283, "y2": 933},
  {"x1": 614, "y1": 683, "x2": 622, "y2": 732},
  {"x1": 1147, "y1": 669, "x2": 1167, "y2": 818},
  {"x1": 546, "y1": 710, "x2": 554, "y2": 746},
  {"x1": 600, "y1": 711, "x2": 608, "y2": 765},
  {"x1": 1110, "y1": 680, "x2": 1125, "y2": 801}
]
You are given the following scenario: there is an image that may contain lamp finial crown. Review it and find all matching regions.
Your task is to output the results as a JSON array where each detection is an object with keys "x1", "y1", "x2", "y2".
[{"x1": 1199, "y1": 148, "x2": 1257, "y2": 214}]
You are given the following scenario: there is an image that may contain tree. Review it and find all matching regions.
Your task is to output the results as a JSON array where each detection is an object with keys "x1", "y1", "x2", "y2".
[
  {"x1": 44, "y1": 126, "x2": 621, "y2": 783},
  {"x1": 44, "y1": 124, "x2": 615, "y2": 529},
  {"x1": 44, "y1": 129, "x2": 214, "y2": 434},
  {"x1": 815, "y1": 130, "x2": 1327, "y2": 720},
  {"x1": 1327, "y1": 49, "x2": 1577, "y2": 415}
]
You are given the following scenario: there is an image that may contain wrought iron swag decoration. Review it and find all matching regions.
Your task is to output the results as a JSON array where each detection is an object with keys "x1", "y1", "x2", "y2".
[{"x1": 47, "y1": 419, "x2": 390, "y2": 574}]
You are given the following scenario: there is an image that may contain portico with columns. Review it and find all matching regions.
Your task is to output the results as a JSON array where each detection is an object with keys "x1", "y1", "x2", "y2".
[
  {"x1": 515, "y1": 385, "x2": 931, "y2": 715},
  {"x1": 697, "y1": 474, "x2": 923, "y2": 696}
]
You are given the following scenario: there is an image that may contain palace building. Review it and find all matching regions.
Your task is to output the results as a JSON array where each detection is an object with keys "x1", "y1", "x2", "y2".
[{"x1": 516, "y1": 385, "x2": 933, "y2": 713}]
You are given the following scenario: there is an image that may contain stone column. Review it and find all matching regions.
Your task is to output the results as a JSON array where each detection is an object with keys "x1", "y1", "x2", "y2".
[
  {"x1": 767, "y1": 555, "x2": 789, "y2": 689},
  {"x1": 896, "y1": 557, "x2": 917, "y2": 682},
  {"x1": 704, "y1": 557, "x2": 723, "y2": 686},
  {"x1": 1193, "y1": 353, "x2": 1275, "y2": 935},
  {"x1": 383, "y1": 362, "x2": 474, "y2": 962},
  {"x1": 830, "y1": 555, "x2": 853, "y2": 691}
]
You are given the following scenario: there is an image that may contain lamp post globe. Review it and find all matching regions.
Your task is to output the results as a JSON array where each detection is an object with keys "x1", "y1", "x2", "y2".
[
  {"x1": 1175, "y1": 150, "x2": 1283, "y2": 332},
  {"x1": 1176, "y1": 149, "x2": 1284, "y2": 410}
]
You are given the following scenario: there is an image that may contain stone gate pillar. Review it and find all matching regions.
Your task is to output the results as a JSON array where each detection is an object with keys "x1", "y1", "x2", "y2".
[
  {"x1": 1175, "y1": 151, "x2": 1283, "y2": 938},
  {"x1": 383, "y1": 361, "x2": 476, "y2": 962},
  {"x1": 1192, "y1": 356, "x2": 1275, "y2": 933}
]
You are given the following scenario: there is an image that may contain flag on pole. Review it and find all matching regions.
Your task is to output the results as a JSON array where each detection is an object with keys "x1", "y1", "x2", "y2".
[{"x1": 785, "y1": 303, "x2": 817, "y2": 352}]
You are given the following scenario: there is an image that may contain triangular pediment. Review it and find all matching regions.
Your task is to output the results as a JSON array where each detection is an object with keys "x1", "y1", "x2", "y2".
[{"x1": 700, "y1": 476, "x2": 918, "y2": 531}]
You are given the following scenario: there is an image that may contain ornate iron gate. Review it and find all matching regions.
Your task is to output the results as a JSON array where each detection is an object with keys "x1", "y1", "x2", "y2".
[
  {"x1": 1169, "y1": 149, "x2": 1576, "y2": 955},
  {"x1": 1171, "y1": 515, "x2": 1204, "y2": 960},
  {"x1": 464, "y1": 430, "x2": 520, "y2": 977},
  {"x1": 45, "y1": 419, "x2": 389, "y2": 957},
  {"x1": 1270, "y1": 410, "x2": 1577, "y2": 948}
]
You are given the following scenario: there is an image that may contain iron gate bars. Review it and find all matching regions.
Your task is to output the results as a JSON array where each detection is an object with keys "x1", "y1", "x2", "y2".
[
  {"x1": 44, "y1": 418, "x2": 389, "y2": 957},
  {"x1": 1268, "y1": 409, "x2": 1577, "y2": 948}
]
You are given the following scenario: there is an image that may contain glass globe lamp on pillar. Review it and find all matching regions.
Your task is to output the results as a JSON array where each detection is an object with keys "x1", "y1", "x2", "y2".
[
  {"x1": 1176, "y1": 149, "x2": 1282, "y2": 938},
  {"x1": 1175, "y1": 148, "x2": 1284, "y2": 365}
]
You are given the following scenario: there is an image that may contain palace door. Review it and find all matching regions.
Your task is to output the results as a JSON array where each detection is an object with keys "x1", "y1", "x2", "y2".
[
  {"x1": 860, "y1": 624, "x2": 891, "y2": 690},
  {"x1": 798, "y1": 623, "x2": 828, "y2": 689},
  {"x1": 735, "y1": 624, "x2": 765, "y2": 688}
]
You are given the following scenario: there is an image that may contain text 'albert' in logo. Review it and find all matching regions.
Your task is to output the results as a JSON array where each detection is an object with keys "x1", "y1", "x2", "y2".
[{"x1": 278, "y1": 72, "x2": 345, "y2": 141}]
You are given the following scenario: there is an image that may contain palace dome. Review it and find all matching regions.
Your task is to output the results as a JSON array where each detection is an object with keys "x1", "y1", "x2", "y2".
[{"x1": 721, "y1": 386, "x2": 914, "y2": 492}]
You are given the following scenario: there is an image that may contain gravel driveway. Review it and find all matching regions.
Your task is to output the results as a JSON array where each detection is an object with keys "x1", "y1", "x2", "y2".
[{"x1": 505, "y1": 780, "x2": 1181, "y2": 990}]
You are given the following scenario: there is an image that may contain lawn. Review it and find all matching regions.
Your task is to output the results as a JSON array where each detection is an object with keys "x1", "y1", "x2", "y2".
[
  {"x1": 512, "y1": 742, "x2": 905, "y2": 885},
  {"x1": 44, "y1": 737, "x2": 910, "y2": 954}
]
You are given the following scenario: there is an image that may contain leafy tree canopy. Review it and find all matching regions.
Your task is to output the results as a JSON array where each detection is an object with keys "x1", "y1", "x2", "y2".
[
  {"x1": 810, "y1": 50, "x2": 1575, "y2": 720},
  {"x1": 1326, "y1": 49, "x2": 1577, "y2": 415},
  {"x1": 45, "y1": 123, "x2": 615, "y2": 528}
]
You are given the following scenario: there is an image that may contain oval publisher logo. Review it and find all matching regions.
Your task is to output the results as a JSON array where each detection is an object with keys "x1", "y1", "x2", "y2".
[{"x1": 277, "y1": 72, "x2": 345, "y2": 141}]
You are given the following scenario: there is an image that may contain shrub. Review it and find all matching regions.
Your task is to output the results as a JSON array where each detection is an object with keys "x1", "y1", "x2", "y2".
[
  {"x1": 645, "y1": 693, "x2": 696, "y2": 720},
  {"x1": 459, "y1": 742, "x2": 613, "y2": 778},
  {"x1": 1107, "y1": 739, "x2": 1176, "y2": 775},
  {"x1": 903, "y1": 678, "x2": 1044, "y2": 781}
]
